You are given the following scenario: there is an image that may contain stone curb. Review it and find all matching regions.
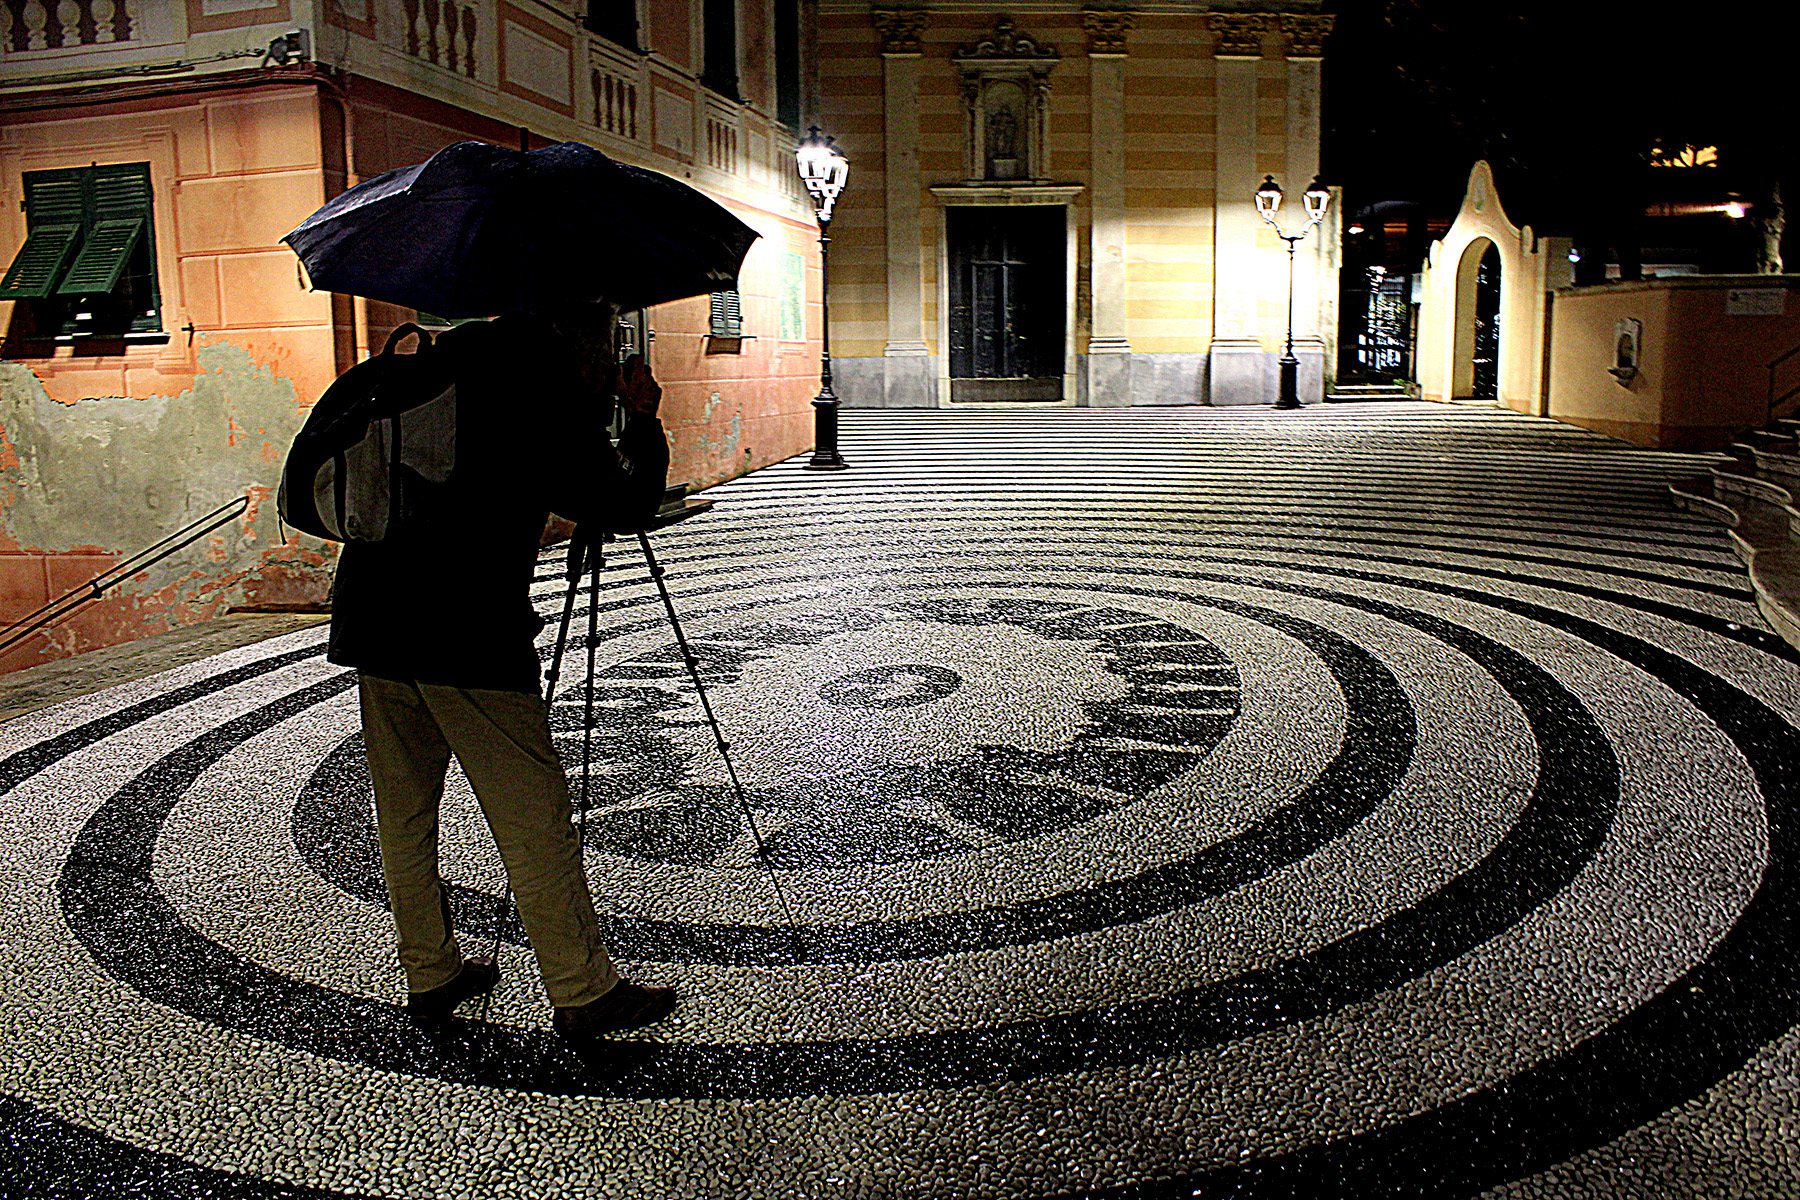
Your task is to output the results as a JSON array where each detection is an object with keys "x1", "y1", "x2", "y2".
[
  {"x1": 0, "y1": 612, "x2": 330, "y2": 727},
  {"x1": 1671, "y1": 459, "x2": 1800, "y2": 653}
]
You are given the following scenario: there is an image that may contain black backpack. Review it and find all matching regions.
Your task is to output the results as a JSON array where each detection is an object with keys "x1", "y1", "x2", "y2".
[{"x1": 278, "y1": 324, "x2": 458, "y2": 542}]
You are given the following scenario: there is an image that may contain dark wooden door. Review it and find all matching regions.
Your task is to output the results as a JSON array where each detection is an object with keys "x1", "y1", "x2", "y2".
[{"x1": 948, "y1": 206, "x2": 1064, "y2": 400}]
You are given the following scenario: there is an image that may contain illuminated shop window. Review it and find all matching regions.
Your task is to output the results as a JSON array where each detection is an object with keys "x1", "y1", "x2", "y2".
[{"x1": 1648, "y1": 144, "x2": 1719, "y2": 168}]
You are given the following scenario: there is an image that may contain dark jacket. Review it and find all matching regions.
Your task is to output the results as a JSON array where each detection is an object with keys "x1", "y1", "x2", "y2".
[{"x1": 326, "y1": 315, "x2": 669, "y2": 692}]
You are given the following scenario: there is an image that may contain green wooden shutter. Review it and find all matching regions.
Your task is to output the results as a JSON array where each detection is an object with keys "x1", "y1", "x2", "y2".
[
  {"x1": 3, "y1": 163, "x2": 161, "y2": 328},
  {"x1": 709, "y1": 288, "x2": 742, "y2": 336},
  {"x1": 0, "y1": 170, "x2": 88, "y2": 298},
  {"x1": 90, "y1": 164, "x2": 153, "y2": 223},
  {"x1": 58, "y1": 164, "x2": 152, "y2": 297},
  {"x1": 0, "y1": 225, "x2": 82, "y2": 299},
  {"x1": 56, "y1": 218, "x2": 143, "y2": 296}
]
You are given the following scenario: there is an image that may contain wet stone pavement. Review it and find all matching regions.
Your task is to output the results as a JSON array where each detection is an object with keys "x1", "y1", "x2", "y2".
[{"x1": 4, "y1": 401, "x2": 1799, "y2": 1198}]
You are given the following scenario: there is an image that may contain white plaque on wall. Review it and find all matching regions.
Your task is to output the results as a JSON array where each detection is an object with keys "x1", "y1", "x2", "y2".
[{"x1": 1727, "y1": 289, "x2": 1788, "y2": 316}]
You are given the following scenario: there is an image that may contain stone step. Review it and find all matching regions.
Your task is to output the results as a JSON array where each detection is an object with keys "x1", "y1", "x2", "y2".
[
  {"x1": 1753, "y1": 445, "x2": 1800, "y2": 488},
  {"x1": 1670, "y1": 470, "x2": 1800, "y2": 649},
  {"x1": 1325, "y1": 384, "x2": 1415, "y2": 402}
]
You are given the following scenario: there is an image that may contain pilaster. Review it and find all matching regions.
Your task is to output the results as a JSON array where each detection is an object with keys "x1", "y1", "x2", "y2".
[
  {"x1": 1206, "y1": 12, "x2": 1269, "y2": 405},
  {"x1": 1084, "y1": 9, "x2": 1132, "y2": 408},
  {"x1": 1283, "y1": 13, "x2": 1332, "y2": 403},
  {"x1": 873, "y1": 9, "x2": 935, "y2": 406}
]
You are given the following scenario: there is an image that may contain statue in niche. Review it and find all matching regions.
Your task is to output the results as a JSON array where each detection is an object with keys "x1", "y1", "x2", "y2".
[{"x1": 984, "y1": 83, "x2": 1027, "y2": 180}]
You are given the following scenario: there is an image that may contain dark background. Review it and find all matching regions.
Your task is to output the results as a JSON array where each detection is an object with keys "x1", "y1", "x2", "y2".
[{"x1": 1320, "y1": 1, "x2": 1793, "y2": 279}]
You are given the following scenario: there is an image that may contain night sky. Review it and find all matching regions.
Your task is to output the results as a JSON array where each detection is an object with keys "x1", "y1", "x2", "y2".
[{"x1": 1320, "y1": 1, "x2": 1792, "y2": 258}]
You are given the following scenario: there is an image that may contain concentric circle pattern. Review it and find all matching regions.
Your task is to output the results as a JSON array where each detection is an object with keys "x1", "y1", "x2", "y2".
[{"x1": 5, "y1": 402, "x2": 1799, "y2": 1199}]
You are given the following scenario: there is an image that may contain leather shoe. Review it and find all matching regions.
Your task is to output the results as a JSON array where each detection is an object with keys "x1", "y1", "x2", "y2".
[
  {"x1": 553, "y1": 980, "x2": 678, "y2": 1040},
  {"x1": 406, "y1": 959, "x2": 499, "y2": 1029}
]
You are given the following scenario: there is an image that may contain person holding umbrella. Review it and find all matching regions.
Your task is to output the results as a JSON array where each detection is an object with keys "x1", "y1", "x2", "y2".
[
  {"x1": 328, "y1": 305, "x2": 679, "y2": 1058},
  {"x1": 283, "y1": 140, "x2": 761, "y2": 1065}
]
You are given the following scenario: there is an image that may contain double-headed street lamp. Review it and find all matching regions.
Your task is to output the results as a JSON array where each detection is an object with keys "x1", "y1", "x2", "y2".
[
  {"x1": 796, "y1": 126, "x2": 849, "y2": 470},
  {"x1": 1254, "y1": 174, "x2": 1332, "y2": 410}
]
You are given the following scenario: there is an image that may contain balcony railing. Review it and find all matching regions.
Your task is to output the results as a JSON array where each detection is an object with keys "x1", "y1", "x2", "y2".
[
  {"x1": 4, "y1": 0, "x2": 134, "y2": 52},
  {"x1": 706, "y1": 118, "x2": 738, "y2": 175},
  {"x1": 594, "y1": 68, "x2": 638, "y2": 140},
  {"x1": 400, "y1": 0, "x2": 477, "y2": 77}
]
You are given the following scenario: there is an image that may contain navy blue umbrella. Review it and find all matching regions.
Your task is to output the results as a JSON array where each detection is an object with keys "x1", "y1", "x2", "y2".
[{"x1": 282, "y1": 141, "x2": 759, "y2": 317}]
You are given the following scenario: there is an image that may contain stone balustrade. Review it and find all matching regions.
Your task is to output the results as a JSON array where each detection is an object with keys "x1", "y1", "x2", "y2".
[
  {"x1": 399, "y1": 0, "x2": 476, "y2": 78},
  {"x1": 3, "y1": 0, "x2": 134, "y2": 53}
]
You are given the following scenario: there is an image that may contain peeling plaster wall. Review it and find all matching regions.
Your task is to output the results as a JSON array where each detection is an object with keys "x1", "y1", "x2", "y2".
[
  {"x1": 0, "y1": 344, "x2": 335, "y2": 670},
  {"x1": 0, "y1": 83, "x2": 340, "y2": 673},
  {"x1": 0, "y1": 58, "x2": 822, "y2": 672}
]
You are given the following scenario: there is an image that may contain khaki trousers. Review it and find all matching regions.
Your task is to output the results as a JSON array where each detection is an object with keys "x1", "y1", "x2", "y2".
[{"x1": 358, "y1": 674, "x2": 620, "y2": 1008}]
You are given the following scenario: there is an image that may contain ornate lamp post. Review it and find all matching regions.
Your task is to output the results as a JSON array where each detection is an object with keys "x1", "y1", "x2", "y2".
[
  {"x1": 796, "y1": 126, "x2": 850, "y2": 469},
  {"x1": 1254, "y1": 174, "x2": 1332, "y2": 410}
]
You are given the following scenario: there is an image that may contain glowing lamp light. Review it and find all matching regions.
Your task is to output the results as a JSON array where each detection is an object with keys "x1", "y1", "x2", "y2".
[
  {"x1": 794, "y1": 126, "x2": 851, "y2": 469},
  {"x1": 795, "y1": 126, "x2": 849, "y2": 223},
  {"x1": 1254, "y1": 175, "x2": 1283, "y2": 222},
  {"x1": 1250, "y1": 174, "x2": 1331, "y2": 411},
  {"x1": 1347, "y1": 222, "x2": 1365, "y2": 235},
  {"x1": 1301, "y1": 176, "x2": 1331, "y2": 225},
  {"x1": 1725, "y1": 199, "x2": 1748, "y2": 219}
]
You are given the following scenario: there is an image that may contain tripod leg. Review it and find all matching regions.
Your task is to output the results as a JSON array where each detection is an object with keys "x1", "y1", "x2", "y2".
[
  {"x1": 578, "y1": 536, "x2": 606, "y2": 836},
  {"x1": 543, "y1": 528, "x2": 589, "y2": 707},
  {"x1": 635, "y1": 531, "x2": 804, "y2": 949}
]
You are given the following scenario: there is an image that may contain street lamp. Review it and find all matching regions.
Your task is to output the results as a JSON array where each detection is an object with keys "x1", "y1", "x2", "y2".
[
  {"x1": 1254, "y1": 174, "x2": 1332, "y2": 410},
  {"x1": 796, "y1": 126, "x2": 849, "y2": 470}
]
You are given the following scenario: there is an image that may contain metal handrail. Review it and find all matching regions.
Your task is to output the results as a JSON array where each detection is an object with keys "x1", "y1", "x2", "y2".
[
  {"x1": 1770, "y1": 343, "x2": 1800, "y2": 425},
  {"x1": 0, "y1": 496, "x2": 252, "y2": 661}
]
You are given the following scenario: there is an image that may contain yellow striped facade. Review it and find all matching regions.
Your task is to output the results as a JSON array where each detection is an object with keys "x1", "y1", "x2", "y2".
[{"x1": 817, "y1": 3, "x2": 1335, "y2": 407}]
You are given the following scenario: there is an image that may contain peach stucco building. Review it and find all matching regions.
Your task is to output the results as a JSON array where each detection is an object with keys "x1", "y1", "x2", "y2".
[
  {"x1": 1415, "y1": 161, "x2": 1800, "y2": 449},
  {"x1": 813, "y1": 4, "x2": 1338, "y2": 409},
  {"x1": 0, "y1": 0, "x2": 821, "y2": 669}
]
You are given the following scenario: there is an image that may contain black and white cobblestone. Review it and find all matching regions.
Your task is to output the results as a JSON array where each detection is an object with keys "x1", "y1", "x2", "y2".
[{"x1": 1, "y1": 402, "x2": 1794, "y2": 1198}]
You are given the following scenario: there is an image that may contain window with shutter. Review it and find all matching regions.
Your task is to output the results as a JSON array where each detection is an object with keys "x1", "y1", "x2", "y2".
[
  {"x1": 709, "y1": 289, "x2": 742, "y2": 337},
  {"x1": 0, "y1": 170, "x2": 85, "y2": 300},
  {"x1": 774, "y1": 0, "x2": 800, "y2": 129},
  {"x1": 0, "y1": 163, "x2": 162, "y2": 341}
]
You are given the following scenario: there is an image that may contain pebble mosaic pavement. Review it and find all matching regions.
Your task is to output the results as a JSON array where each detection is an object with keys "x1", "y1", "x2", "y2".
[{"x1": 4, "y1": 401, "x2": 1799, "y2": 1199}]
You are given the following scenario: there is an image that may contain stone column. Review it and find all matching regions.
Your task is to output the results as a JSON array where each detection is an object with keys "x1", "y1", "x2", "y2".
[
  {"x1": 1282, "y1": 13, "x2": 1332, "y2": 404},
  {"x1": 1206, "y1": 12, "x2": 1269, "y2": 405},
  {"x1": 874, "y1": 9, "x2": 934, "y2": 407},
  {"x1": 1083, "y1": 10, "x2": 1133, "y2": 407}
]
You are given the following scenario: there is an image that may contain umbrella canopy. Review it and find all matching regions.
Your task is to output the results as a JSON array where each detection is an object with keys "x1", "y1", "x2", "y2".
[{"x1": 283, "y1": 141, "x2": 760, "y2": 317}]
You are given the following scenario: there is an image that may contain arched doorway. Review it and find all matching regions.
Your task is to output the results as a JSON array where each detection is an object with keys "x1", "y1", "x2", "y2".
[{"x1": 1451, "y1": 237, "x2": 1502, "y2": 401}]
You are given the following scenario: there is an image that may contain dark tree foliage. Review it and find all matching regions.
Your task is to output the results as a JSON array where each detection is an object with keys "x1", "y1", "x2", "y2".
[{"x1": 1322, "y1": 1, "x2": 1794, "y2": 274}]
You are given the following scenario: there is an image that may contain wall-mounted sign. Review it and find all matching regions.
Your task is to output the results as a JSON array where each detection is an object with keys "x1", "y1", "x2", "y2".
[
  {"x1": 1727, "y1": 289, "x2": 1788, "y2": 316},
  {"x1": 1609, "y1": 318, "x2": 1641, "y2": 385}
]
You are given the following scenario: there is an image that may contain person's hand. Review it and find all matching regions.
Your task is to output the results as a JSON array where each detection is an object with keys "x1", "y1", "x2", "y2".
[{"x1": 616, "y1": 354, "x2": 661, "y2": 418}]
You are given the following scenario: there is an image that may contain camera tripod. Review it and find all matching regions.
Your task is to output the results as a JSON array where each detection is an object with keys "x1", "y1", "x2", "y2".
[{"x1": 481, "y1": 506, "x2": 802, "y2": 981}]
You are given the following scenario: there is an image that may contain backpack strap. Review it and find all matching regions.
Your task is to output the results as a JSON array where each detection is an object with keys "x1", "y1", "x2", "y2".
[{"x1": 381, "y1": 322, "x2": 433, "y2": 357}]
